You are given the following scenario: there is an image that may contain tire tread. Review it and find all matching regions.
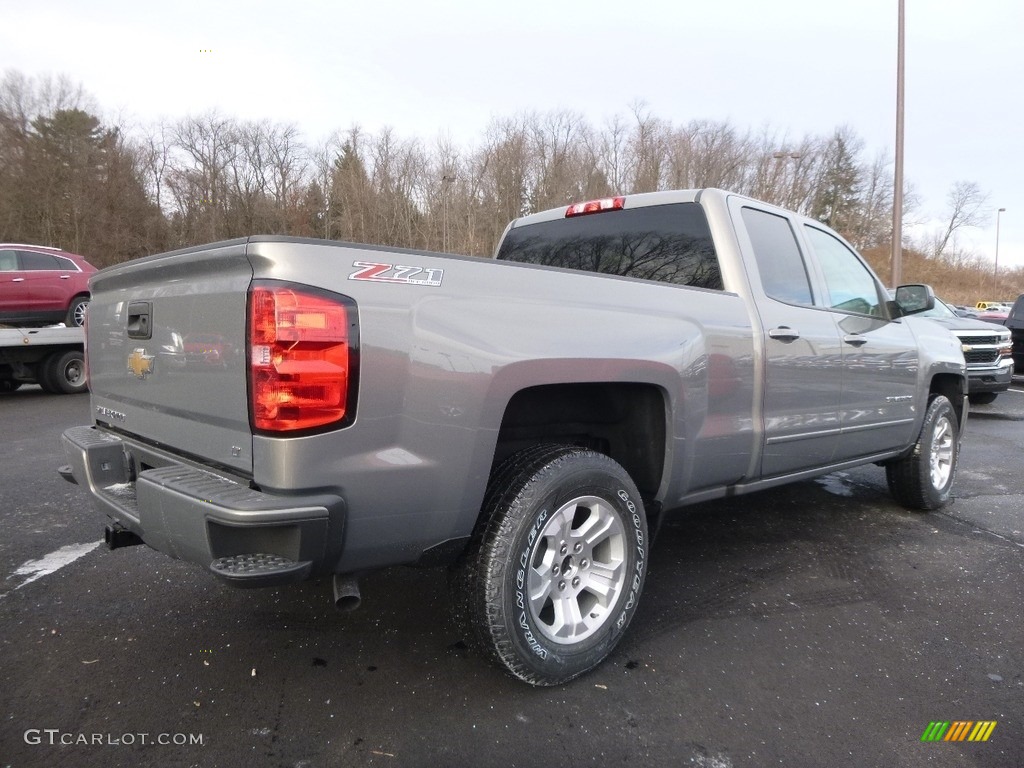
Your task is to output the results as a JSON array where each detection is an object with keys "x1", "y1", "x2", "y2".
[{"x1": 451, "y1": 444, "x2": 646, "y2": 685}]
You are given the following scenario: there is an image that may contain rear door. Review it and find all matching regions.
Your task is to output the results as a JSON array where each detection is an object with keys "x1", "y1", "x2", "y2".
[
  {"x1": 734, "y1": 203, "x2": 845, "y2": 477},
  {"x1": 18, "y1": 250, "x2": 72, "y2": 313}
]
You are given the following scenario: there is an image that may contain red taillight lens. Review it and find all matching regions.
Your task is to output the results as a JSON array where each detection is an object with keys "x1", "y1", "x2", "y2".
[
  {"x1": 565, "y1": 196, "x2": 625, "y2": 217},
  {"x1": 248, "y1": 283, "x2": 357, "y2": 433},
  {"x1": 82, "y1": 305, "x2": 89, "y2": 387}
]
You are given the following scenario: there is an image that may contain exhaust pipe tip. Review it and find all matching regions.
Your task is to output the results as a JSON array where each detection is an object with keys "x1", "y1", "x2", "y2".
[
  {"x1": 332, "y1": 573, "x2": 361, "y2": 611},
  {"x1": 105, "y1": 524, "x2": 143, "y2": 550}
]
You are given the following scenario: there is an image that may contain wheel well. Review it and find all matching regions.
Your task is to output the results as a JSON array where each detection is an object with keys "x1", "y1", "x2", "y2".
[
  {"x1": 930, "y1": 373, "x2": 966, "y2": 426},
  {"x1": 493, "y1": 383, "x2": 666, "y2": 500}
]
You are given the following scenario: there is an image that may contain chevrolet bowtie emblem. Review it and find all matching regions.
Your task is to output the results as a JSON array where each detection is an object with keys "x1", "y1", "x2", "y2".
[{"x1": 127, "y1": 348, "x2": 155, "y2": 379}]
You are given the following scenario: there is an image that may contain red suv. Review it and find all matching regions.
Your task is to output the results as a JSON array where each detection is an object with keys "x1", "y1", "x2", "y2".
[{"x1": 0, "y1": 244, "x2": 97, "y2": 327}]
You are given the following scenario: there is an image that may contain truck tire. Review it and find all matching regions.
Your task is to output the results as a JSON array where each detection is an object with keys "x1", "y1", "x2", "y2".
[
  {"x1": 453, "y1": 445, "x2": 648, "y2": 686},
  {"x1": 66, "y1": 296, "x2": 89, "y2": 327},
  {"x1": 967, "y1": 392, "x2": 998, "y2": 405},
  {"x1": 41, "y1": 350, "x2": 88, "y2": 395},
  {"x1": 885, "y1": 395, "x2": 958, "y2": 510}
]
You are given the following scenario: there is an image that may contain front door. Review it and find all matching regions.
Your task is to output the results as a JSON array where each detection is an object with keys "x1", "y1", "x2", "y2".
[{"x1": 801, "y1": 225, "x2": 918, "y2": 458}]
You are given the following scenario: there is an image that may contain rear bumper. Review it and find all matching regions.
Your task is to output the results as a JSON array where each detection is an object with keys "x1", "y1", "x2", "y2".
[{"x1": 60, "y1": 425, "x2": 345, "y2": 587}]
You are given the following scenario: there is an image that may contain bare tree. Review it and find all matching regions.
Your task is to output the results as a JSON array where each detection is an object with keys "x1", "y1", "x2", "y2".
[
  {"x1": 626, "y1": 102, "x2": 668, "y2": 193},
  {"x1": 168, "y1": 112, "x2": 238, "y2": 242},
  {"x1": 597, "y1": 113, "x2": 630, "y2": 193},
  {"x1": 931, "y1": 181, "x2": 990, "y2": 259}
]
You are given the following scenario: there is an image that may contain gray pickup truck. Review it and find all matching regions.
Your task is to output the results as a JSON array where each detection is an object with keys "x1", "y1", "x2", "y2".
[{"x1": 60, "y1": 188, "x2": 967, "y2": 685}]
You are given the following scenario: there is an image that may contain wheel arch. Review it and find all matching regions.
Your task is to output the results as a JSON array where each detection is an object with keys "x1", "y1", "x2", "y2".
[
  {"x1": 490, "y1": 381, "x2": 668, "y2": 502},
  {"x1": 66, "y1": 293, "x2": 90, "y2": 326},
  {"x1": 929, "y1": 372, "x2": 967, "y2": 429}
]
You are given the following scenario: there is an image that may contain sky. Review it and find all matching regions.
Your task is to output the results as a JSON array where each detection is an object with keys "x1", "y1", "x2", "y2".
[{"x1": 4, "y1": 0, "x2": 1023, "y2": 279}]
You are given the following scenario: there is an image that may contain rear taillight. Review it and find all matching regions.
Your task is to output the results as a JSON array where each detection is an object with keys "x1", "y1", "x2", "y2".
[
  {"x1": 248, "y1": 282, "x2": 358, "y2": 433},
  {"x1": 82, "y1": 306, "x2": 90, "y2": 388}
]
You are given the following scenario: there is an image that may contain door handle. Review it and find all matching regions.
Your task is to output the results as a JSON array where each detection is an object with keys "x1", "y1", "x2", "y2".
[
  {"x1": 11, "y1": 277, "x2": 24, "y2": 282},
  {"x1": 768, "y1": 326, "x2": 800, "y2": 342},
  {"x1": 60, "y1": 275, "x2": 70, "y2": 279},
  {"x1": 843, "y1": 334, "x2": 868, "y2": 347}
]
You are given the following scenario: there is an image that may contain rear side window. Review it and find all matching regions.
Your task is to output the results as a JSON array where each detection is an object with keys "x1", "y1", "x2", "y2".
[
  {"x1": 54, "y1": 256, "x2": 80, "y2": 271},
  {"x1": 19, "y1": 251, "x2": 62, "y2": 270},
  {"x1": 496, "y1": 202, "x2": 722, "y2": 289},
  {"x1": 741, "y1": 207, "x2": 813, "y2": 305}
]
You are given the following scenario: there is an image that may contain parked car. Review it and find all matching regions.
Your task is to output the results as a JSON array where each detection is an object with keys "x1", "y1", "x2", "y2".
[
  {"x1": 951, "y1": 305, "x2": 981, "y2": 318},
  {"x1": 0, "y1": 244, "x2": 97, "y2": 326},
  {"x1": 917, "y1": 298, "x2": 1013, "y2": 404},
  {"x1": 975, "y1": 301, "x2": 1009, "y2": 311},
  {"x1": 1006, "y1": 294, "x2": 1024, "y2": 371},
  {"x1": 975, "y1": 308, "x2": 1009, "y2": 323}
]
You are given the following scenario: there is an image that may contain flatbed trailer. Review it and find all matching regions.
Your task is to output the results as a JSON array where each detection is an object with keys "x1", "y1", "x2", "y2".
[{"x1": 0, "y1": 325, "x2": 87, "y2": 394}]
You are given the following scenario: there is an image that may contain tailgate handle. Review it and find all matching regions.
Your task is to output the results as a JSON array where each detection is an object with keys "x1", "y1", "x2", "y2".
[{"x1": 127, "y1": 301, "x2": 153, "y2": 340}]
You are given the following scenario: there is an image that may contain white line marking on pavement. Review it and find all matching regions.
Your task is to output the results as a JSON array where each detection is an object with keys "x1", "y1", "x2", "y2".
[{"x1": 2, "y1": 541, "x2": 102, "y2": 597}]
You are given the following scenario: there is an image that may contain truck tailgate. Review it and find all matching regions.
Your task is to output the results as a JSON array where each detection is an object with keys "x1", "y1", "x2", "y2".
[{"x1": 86, "y1": 240, "x2": 254, "y2": 475}]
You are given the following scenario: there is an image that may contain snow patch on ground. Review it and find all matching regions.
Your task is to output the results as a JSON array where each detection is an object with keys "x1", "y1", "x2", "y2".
[
  {"x1": 3, "y1": 540, "x2": 102, "y2": 595},
  {"x1": 815, "y1": 473, "x2": 856, "y2": 497}
]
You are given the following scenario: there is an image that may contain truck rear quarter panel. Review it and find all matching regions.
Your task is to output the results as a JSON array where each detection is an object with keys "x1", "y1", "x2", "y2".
[{"x1": 244, "y1": 239, "x2": 756, "y2": 571}]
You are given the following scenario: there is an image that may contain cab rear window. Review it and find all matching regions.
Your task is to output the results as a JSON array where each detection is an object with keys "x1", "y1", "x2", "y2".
[{"x1": 496, "y1": 202, "x2": 722, "y2": 290}]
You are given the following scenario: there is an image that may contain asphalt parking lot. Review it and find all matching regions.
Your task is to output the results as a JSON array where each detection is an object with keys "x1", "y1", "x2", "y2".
[{"x1": 2, "y1": 382, "x2": 1023, "y2": 768}]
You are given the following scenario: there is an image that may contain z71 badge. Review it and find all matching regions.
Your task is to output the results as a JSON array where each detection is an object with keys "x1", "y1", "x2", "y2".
[{"x1": 349, "y1": 261, "x2": 444, "y2": 287}]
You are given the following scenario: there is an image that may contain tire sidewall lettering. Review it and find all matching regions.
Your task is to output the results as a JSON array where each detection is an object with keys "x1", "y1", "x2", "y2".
[
  {"x1": 510, "y1": 481, "x2": 647, "y2": 654},
  {"x1": 515, "y1": 508, "x2": 550, "y2": 659}
]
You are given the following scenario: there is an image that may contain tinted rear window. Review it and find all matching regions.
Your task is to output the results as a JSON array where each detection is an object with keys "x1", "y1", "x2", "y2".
[
  {"x1": 496, "y1": 202, "x2": 722, "y2": 290},
  {"x1": 19, "y1": 251, "x2": 62, "y2": 270}
]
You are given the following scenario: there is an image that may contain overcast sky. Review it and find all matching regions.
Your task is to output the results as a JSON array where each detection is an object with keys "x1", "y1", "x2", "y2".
[{"x1": 5, "y1": 0, "x2": 1023, "y2": 276}]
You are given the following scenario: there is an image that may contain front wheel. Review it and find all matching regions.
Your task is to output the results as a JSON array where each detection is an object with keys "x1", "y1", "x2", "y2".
[
  {"x1": 885, "y1": 395, "x2": 959, "y2": 510},
  {"x1": 967, "y1": 392, "x2": 998, "y2": 406},
  {"x1": 453, "y1": 446, "x2": 648, "y2": 686}
]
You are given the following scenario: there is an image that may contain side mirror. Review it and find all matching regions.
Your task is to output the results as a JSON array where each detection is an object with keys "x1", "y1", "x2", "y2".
[{"x1": 893, "y1": 284, "x2": 936, "y2": 317}]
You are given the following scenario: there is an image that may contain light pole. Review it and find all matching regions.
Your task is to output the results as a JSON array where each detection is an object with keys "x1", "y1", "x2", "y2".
[
  {"x1": 994, "y1": 207, "x2": 1006, "y2": 294},
  {"x1": 772, "y1": 151, "x2": 801, "y2": 208},
  {"x1": 891, "y1": 0, "x2": 906, "y2": 288}
]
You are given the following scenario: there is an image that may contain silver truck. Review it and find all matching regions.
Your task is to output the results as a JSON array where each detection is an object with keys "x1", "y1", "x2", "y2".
[
  {"x1": 60, "y1": 188, "x2": 967, "y2": 685},
  {"x1": 912, "y1": 299, "x2": 1013, "y2": 404}
]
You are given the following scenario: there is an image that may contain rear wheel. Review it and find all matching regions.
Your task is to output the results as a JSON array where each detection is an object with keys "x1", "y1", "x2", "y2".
[
  {"x1": 453, "y1": 446, "x2": 648, "y2": 686},
  {"x1": 66, "y1": 296, "x2": 89, "y2": 327},
  {"x1": 41, "y1": 350, "x2": 88, "y2": 395},
  {"x1": 885, "y1": 395, "x2": 959, "y2": 510}
]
